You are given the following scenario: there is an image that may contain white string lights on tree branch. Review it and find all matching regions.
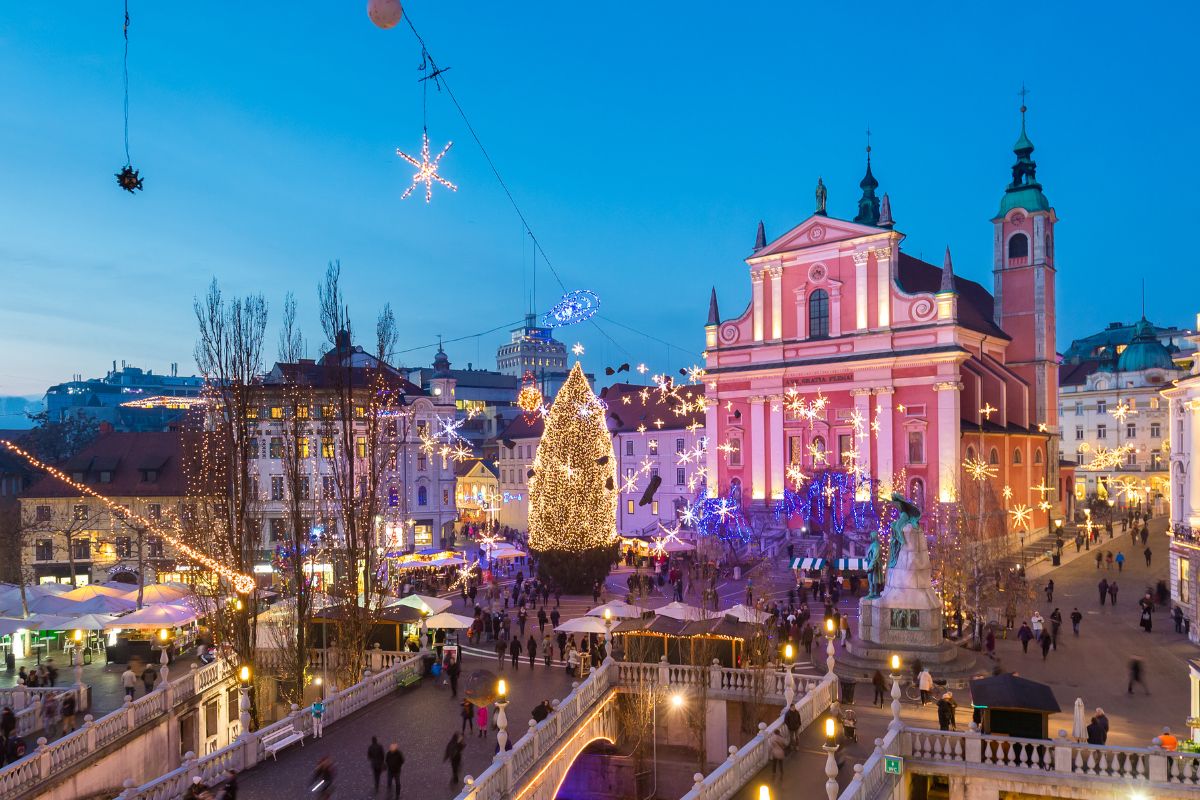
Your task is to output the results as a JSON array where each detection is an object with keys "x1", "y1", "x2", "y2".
[{"x1": 1, "y1": 439, "x2": 256, "y2": 593}]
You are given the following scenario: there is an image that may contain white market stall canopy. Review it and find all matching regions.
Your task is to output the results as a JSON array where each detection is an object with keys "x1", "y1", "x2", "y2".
[
  {"x1": 122, "y1": 584, "x2": 191, "y2": 605},
  {"x1": 61, "y1": 584, "x2": 131, "y2": 602},
  {"x1": 487, "y1": 544, "x2": 527, "y2": 560},
  {"x1": 424, "y1": 611, "x2": 474, "y2": 630},
  {"x1": 0, "y1": 617, "x2": 44, "y2": 637},
  {"x1": 72, "y1": 594, "x2": 137, "y2": 614},
  {"x1": 387, "y1": 594, "x2": 452, "y2": 616},
  {"x1": 57, "y1": 613, "x2": 121, "y2": 631},
  {"x1": 106, "y1": 603, "x2": 197, "y2": 631},
  {"x1": 586, "y1": 600, "x2": 647, "y2": 620},
  {"x1": 790, "y1": 557, "x2": 867, "y2": 571},
  {"x1": 723, "y1": 603, "x2": 771, "y2": 624},
  {"x1": 554, "y1": 616, "x2": 609, "y2": 634},
  {"x1": 654, "y1": 601, "x2": 718, "y2": 621}
]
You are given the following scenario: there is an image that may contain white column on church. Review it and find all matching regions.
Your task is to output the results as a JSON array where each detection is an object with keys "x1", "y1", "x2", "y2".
[
  {"x1": 1189, "y1": 401, "x2": 1200, "y2": 518},
  {"x1": 852, "y1": 251, "x2": 869, "y2": 330},
  {"x1": 752, "y1": 270, "x2": 765, "y2": 342},
  {"x1": 934, "y1": 382, "x2": 963, "y2": 503},
  {"x1": 750, "y1": 396, "x2": 766, "y2": 500},
  {"x1": 851, "y1": 388, "x2": 872, "y2": 477},
  {"x1": 769, "y1": 396, "x2": 784, "y2": 499},
  {"x1": 875, "y1": 387, "x2": 895, "y2": 487},
  {"x1": 769, "y1": 266, "x2": 783, "y2": 340},
  {"x1": 705, "y1": 401, "x2": 719, "y2": 498},
  {"x1": 875, "y1": 247, "x2": 892, "y2": 328}
]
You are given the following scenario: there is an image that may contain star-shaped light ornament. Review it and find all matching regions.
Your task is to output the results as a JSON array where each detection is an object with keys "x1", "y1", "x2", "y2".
[
  {"x1": 115, "y1": 165, "x2": 144, "y2": 193},
  {"x1": 396, "y1": 131, "x2": 458, "y2": 203},
  {"x1": 572, "y1": 343, "x2": 585, "y2": 356}
]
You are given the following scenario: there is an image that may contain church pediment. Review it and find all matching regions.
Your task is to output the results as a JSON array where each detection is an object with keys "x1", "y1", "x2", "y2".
[{"x1": 751, "y1": 215, "x2": 891, "y2": 260}]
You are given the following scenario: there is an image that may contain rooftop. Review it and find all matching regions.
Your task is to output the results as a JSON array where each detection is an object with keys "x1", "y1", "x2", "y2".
[{"x1": 25, "y1": 431, "x2": 187, "y2": 498}]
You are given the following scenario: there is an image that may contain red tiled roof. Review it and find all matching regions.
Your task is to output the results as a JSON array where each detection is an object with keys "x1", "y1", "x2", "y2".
[
  {"x1": 498, "y1": 414, "x2": 545, "y2": 443},
  {"x1": 264, "y1": 361, "x2": 424, "y2": 396},
  {"x1": 897, "y1": 253, "x2": 1009, "y2": 340},
  {"x1": 599, "y1": 383, "x2": 706, "y2": 433},
  {"x1": 25, "y1": 431, "x2": 188, "y2": 498},
  {"x1": 1059, "y1": 360, "x2": 1100, "y2": 387}
]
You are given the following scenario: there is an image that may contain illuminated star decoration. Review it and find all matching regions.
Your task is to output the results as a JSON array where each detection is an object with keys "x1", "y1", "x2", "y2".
[
  {"x1": 1111, "y1": 402, "x2": 1136, "y2": 423},
  {"x1": 115, "y1": 165, "x2": 144, "y2": 193},
  {"x1": 979, "y1": 403, "x2": 997, "y2": 421},
  {"x1": 1009, "y1": 504, "x2": 1032, "y2": 530},
  {"x1": 396, "y1": 131, "x2": 458, "y2": 203},
  {"x1": 963, "y1": 457, "x2": 997, "y2": 481},
  {"x1": 572, "y1": 342, "x2": 585, "y2": 356}
]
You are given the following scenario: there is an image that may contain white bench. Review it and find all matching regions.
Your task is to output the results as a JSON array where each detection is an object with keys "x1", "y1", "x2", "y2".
[{"x1": 261, "y1": 726, "x2": 305, "y2": 760}]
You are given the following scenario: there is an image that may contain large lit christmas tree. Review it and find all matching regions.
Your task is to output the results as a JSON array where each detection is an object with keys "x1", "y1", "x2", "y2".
[{"x1": 528, "y1": 362, "x2": 618, "y2": 592}]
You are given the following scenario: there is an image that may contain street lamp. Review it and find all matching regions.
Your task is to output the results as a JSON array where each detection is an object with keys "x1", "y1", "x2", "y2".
[
  {"x1": 237, "y1": 665, "x2": 252, "y2": 734},
  {"x1": 1107, "y1": 499, "x2": 1115, "y2": 538},
  {"x1": 888, "y1": 654, "x2": 902, "y2": 730},
  {"x1": 495, "y1": 679, "x2": 510, "y2": 755},
  {"x1": 823, "y1": 716, "x2": 839, "y2": 800},
  {"x1": 603, "y1": 608, "x2": 613, "y2": 654},
  {"x1": 782, "y1": 643, "x2": 796, "y2": 708},
  {"x1": 758, "y1": 785, "x2": 771, "y2": 800},
  {"x1": 823, "y1": 615, "x2": 836, "y2": 676}
]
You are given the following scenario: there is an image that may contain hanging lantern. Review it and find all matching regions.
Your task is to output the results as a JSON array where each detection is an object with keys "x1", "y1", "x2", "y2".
[{"x1": 367, "y1": 0, "x2": 403, "y2": 29}]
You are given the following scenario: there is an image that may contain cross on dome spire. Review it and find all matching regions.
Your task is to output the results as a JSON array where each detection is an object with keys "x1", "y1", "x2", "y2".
[{"x1": 853, "y1": 124, "x2": 881, "y2": 226}]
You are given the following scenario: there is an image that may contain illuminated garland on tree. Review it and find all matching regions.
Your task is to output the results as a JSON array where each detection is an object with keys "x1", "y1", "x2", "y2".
[{"x1": 527, "y1": 363, "x2": 618, "y2": 555}]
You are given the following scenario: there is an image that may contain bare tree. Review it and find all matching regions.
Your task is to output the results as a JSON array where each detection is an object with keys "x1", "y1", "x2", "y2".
[{"x1": 191, "y1": 279, "x2": 269, "y2": 678}]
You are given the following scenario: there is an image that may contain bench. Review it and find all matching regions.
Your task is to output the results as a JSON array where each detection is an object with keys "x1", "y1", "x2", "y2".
[
  {"x1": 396, "y1": 672, "x2": 421, "y2": 691},
  {"x1": 261, "y1": 726, "x2": 305, "y2": 760}
]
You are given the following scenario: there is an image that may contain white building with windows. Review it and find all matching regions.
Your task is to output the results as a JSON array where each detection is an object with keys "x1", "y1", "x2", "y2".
[
  {"x1": 1162, "y1": 317, "x2": 1200, "y2": 641},
  {"x1": 1058, "y1": 317, "x2": 1185, "y2": 508}
]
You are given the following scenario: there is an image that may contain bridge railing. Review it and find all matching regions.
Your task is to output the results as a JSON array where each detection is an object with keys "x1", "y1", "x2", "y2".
[
  {"x1": 613, "y1": 658, "x2": 823, "y2": 702},
  {"x1": 0, "y1": 658, "x2": 234, "y2": 799},
  {"x1": 678, "y1": 672, "x2": 837, "y2": 800},
  {"x1": 117, "y1": 652, "x2": 424, "y2": 800},
  {"x1": 834, "y1": 726, "x2": 901, "y2": 800}
]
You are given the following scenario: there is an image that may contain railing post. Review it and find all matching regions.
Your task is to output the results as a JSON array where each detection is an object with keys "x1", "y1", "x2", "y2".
[
  {"x1": 1052, "y1": 732, "x2": 1072, "y2": 773},
  {"x1": 35, "y1": 736, "x2": 50, "y2": 777},
  {"x1": 124, "y1": 695, "x2": 135, "y2": 732},
  {"x1": 965, "y1": 727, "x2": 982, "y2": 764},
  {"x1": 1147, "y1": 751, "x2": 1169, "y2": 782},
  {"x1": 181, "y1": 749, "x2": 198, "y2": 789},
  {"x1": 83, "y1": 713, "x2": 96, "y2": 751}
]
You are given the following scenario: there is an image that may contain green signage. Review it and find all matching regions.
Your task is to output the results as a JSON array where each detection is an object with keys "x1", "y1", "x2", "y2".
[{"x1": 883, "y1": 755, "x2": 903, "y2": 775}]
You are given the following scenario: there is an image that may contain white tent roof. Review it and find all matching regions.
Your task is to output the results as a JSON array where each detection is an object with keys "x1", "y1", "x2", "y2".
[
  {"x1": 723, "y1": 603, "x2": 771, "y2": 624},
  {"x1": 0, "y1": 617, "x2": 44, "y2": 637},
  {"x1": 122, "y1": 584, "x2": 190, "y2": 605},
  {"x1": 555, "y1": 616, "x2": 609, "y2": 634},
  {"x1": 57, "y1": 613, "x2": 121, "y2": 632},
  {"x1": 105, "y1": 603, "x2": 197, "y2": 631},
  {"x1": 424, "y1": 611, "x2": 474, "y2": 630},
  {"x1": 655, "y1": 601, "x2": 718, "y2": 621},
  {"x1": 61, "y1": 584, "x2": 132, "y2": 602},
  {"x1": 73, "y1": 594, "x2": 137, "y2": 614},
  {"x1": 586, "y1": 600, "x2": 647, "y2": 620},
  {"x1": 386, "y1": 594, "x2": 452, "y2": 616},
  {"x1": 23, "y1": 613, "x2": 77, "y2": 631}
]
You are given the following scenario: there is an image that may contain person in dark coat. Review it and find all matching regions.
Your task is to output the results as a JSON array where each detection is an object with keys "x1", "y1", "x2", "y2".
[
  {"x1": 531, "y1": 700, "x2": 551, "y2": 722},
  {"x1": 1098, "y1": 578, "x2": 1109, "y2": 605},
  {"x1": 385, "y1": 743, "x2": 404, "y2": 798},
  {"x1": 0, "y1": 707, "x2": 14, "y2": 739},
  {"x1": 1093, "y1": 708, "x2": 1110, "y2": 743},
  {"x1": 1086, "y1": 715, "x2": 1106, "y2": 745},
  {"x1": 367, "y1": 736, "x2": 385, "y2": 792},
  {"x1": 444, "y1": 732, "x2": 466, "y2": 784},
  {"x1": 871, "y1": 670, "x2": 887, "y2": 707},
  {"x1": 1038, "y1": 630, "x2": 1052, "y2": 660},
  {"x1": 1017, "y1": 622, "x2": 1034, "y2": 653},
  {"x1": 936, "y1": 693, "x2": 957, "y2": 731},
  {"x1": 509, "y1": 637, "x2": 522, "y2": 670},
  {"x1": 527, "y1": 635, "x2": 538, "y2": 668}
]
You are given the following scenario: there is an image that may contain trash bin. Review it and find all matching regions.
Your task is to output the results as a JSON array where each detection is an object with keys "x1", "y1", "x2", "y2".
[
  {"x1": 1051, "y1": 554, "x2": 1061, "y2": 566},
  {"x1": 840, "y1": 680, "x2": 857, "y2": 704},
  {"x1": 4, "y1": 652, "x2": 13, "y2": 673},
  {"x1": 733, "y1": 566, "x2": 742, "y2": 581}
]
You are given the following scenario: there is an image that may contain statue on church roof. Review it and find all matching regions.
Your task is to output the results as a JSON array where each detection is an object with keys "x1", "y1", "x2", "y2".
[{"x1": 815, "y1": 177, "x2": 827, "y2": 216}]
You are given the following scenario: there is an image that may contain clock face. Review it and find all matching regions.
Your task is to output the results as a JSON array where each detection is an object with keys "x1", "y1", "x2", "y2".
[
  {"x1": 809, "y1": 263, "x2": 827, "y2": 282},
  {"x1": 1011, "y1": 213, "x2": 1026, "y2": 225}
]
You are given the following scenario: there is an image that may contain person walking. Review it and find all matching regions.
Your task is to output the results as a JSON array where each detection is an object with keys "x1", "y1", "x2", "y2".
[
  {"x1": 448, "y1": 655, "x2": 461, "y2": 697},
  {"x1": 1070, "y1": 608, "x2": 1082, "y2": 636},
  {"x1": 495, "y1": 637, "x2": 506, "y2": 668},
  {"x1": 784, "y1": 704, "x2": 801, "y2": 749},
  {"x1": 60, "y1": 691, "x2": 77, "y2": 734},
  {"x1": 1038, "y1": 629, "x2": 1052, "y2": 660},
  {"x1": 444, "y1": 732, "x2": 466, "y2": 784},
  {"x1": 385, "y1": 743, "x2": 404, "y2": 799},
  {"x1": 541, "y1": 634, "x2": 552, "y2": 667},
  {"x1": 768, "y1": 729, "x2": 786, "y2": 780},
  {"x1": 311, "y1": 698, "x2": 325, "y2": 738},
  {"x1": 460, "y1": 700, "x2": 475, "y2": 735},
  {"x1": 1109, "y1": 581, "x2": 1119, "y2": 606},
  {"x1": 1017, "y1": 622, "x2": 1034, "y2": 653},
  {"x1": 141, "y1": 666, "x2": 156, "y2": 696},
  {"x1": 475, "y1": 703, "x2": 489, "y2": 738},
  {"x1": 509, "y1": 636, "x2": 522, "y2": 670},
  {"x1": 1144, "y1": 546, "x2": 1152, "y2": 567},
  {"x1": 42, "y1": 692, "x2": 59, "y2": 739},
  {"x1": 537, "y1": 607, "x2": 548, "y2": 634},
  {"x1": 1049, "y1": 609, "x2": 1062, "y2": 649},
  {"x1": 984, "y1": 628, "x2": 996, "y2": 660},
  {"x1": 917, "y1": 667, "x2": 933, "y2": 706},
  {"x1": 311, "y1": 756, "x2": 334, "y2": 800},
  {"x1": 1115, "y1": 551, "x2": 1125, "y2": 572},
  {"x1": 1045, "y1": 579, "x2": 1054, "y2": 602},
  {"x1": 367, "y1": 736, "x2": 385, "y2": 794},
  {"x1": 1174, "y1": 606, "x2": 1185, "y2": 633},
  {"x1": 1128, "y1": 657, "x2": 1149, "y2": 694},
  {"x1": 549, "y1": 607, "x2": 561, "y2": 630},
  {"x1": 1098, "y1": 578, "x2": 1109, "y2": 605},
  {"x1": 936, "y1": 692, "x2": 957, "y2": 731},
  {"x1": 1030, "y1": 611, "x2": 1044, "y2": 639},
  {"x1": 872, "y1": 670, "x2": 887, "y2": 707},
  {"x1": 122, "y1": 665, "x2": 138, "y2": 699}
]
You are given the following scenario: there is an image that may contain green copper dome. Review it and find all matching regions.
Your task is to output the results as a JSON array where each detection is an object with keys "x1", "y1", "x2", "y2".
[
  {"x1": 999, "y1": 186, "x2": 1051, "y2": 214},
  {"x1": 1116, "y1": 318, "x2": 1175, "y2": 373},
  {"x1": 998, "y1": 113, "x2": 1050, "y2": 215}
]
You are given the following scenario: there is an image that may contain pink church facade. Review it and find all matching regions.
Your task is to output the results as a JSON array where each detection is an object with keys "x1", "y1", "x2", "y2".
[{"x1": 703, "y1": 115, "x2": 1060, "y2": 534}]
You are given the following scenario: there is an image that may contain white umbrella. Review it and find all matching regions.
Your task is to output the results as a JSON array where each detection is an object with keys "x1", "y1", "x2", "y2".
[
  {"x1": 656, "y1": 601, "x2": 717, "y2": 621},
  {"x1": 586, "y1": 600, "x2": 647, "y2": 620},
  {"x1": 106, "y1": 603, "x2": 196, "y2": 631},
  {"x1": 427, "y1": 556, "x2": 468, "y2": 568},
  {"x1": 23, "y1": 594, "x2": 87, "y2": 615},
  {"x1": 61, "y1": 584, "x2": 131, "y2": 602},
  {"x1": 387, "y1": 594, "x2": 452, "y2": 615},
  {"x1": 425, "y1": 611, "x2": 474, "y2": 630},
  {"x1": 1072, "y1": 697, "x2": 1086, "y2": 741},
  {"x1": 74, "y1": 594, "x2": 137, "y2": 614},
  {"x1": 23, "y1": 613, "x2": 77, "y2": 631},
  {"x1": 723, "y1": 603, "x2": 771, "y2": 624},
  {"x1": 57, "y1": 613, "x2": 120, "y2": 632},
  {"x1": 555, "y1": 616, "x2": 609, "y2": 634},
  {"x1": 0, "y1": 617, "x2": 44, "y2": 637},
  {"x1": 123, "y1": 584, "x2": 191, "y2": 605}
]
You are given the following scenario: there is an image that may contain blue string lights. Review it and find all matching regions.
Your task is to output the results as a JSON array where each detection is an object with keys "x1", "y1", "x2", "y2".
[
  {"x1": 542, "y1": 289, "x2": 600, "y2": 328},
  {"x1": 773, "y1": 469, "x2": 877, "y2": 535}
]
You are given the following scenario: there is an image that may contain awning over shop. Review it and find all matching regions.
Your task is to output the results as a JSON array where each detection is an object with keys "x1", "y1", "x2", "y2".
[
  {"x1": 791, "y1": 557, "x2": 824, "y2": 570},
  {"x1": 790, "y1": 557, "x2": 866, "y2": 571}
]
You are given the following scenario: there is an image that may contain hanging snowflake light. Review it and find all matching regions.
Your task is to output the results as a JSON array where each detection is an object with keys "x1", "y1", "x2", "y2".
[{"x1": 396, "y1": 130, "x2": 457, "y2": 202}]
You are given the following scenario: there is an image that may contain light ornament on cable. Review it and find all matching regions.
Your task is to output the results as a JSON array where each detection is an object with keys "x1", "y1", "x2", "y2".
[
  {"x1": 396, "y1": 130, "x2": 458, "y2": 203},
  {"x1": 516, "y1": 374, "x2": 544, "y2": 419},
  {"x1": 542, "y1": 290, "x2": 600, "y2": 329}
]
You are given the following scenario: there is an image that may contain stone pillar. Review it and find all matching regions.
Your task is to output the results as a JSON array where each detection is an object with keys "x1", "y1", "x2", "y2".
[
  {"x1": 704, "y1": 699, "x2": 728, "y2": 765},
  {"x1": 769, "y1": 397, "x2": 784, "y2": 500},
  {"x1": 875, "y1": 388, "x2": 895, "y2": 485},
  {"x1": 751, "y1": 269, "x2": 765, "y2": 342},
  {"x1": 750, "y1": 397, "x2": 766, "y2": 500},
  {"x1": 768, "y1": 265, "x2": 783, "y2": 340},
  {"x1": 875, "y1": 247, "x2": 892, "y2": 328},
  {"x1": 852, "y1": 251, "x2": 869, "y2": 331},
  {"x1": 934, "y1": 382, "x2": 963, "y2": 503},
  {"x1": 1189, "y1": 401, "x2": 1200, "y2": 516},
  {"x1": 851, "y1": 389, "x2": 873, "y2": 480}
]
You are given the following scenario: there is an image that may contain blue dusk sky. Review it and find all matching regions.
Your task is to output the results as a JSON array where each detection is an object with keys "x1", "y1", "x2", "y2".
[{"x1": 1, "y1": 2, "x2": 1196, "y2": 398}]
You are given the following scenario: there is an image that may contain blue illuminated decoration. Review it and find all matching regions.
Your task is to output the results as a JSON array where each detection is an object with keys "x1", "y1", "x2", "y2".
[
  {"x1": 684, "y1": 487, "x2": 751, "y2": 545},
  {"x1": 774, "y1": 470, "x2": 876, "y2": 534},
  {"x1": 542, "y1": 289, "x2": 600, "y2": 328}
]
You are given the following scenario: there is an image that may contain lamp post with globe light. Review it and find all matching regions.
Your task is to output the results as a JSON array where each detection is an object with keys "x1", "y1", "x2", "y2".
[
  {"x1": 238, "y1": 665, "x2": 252, "y2": 734},
  {"x1": 495, "y1": 679, "x2": 510, "y2": 755}
]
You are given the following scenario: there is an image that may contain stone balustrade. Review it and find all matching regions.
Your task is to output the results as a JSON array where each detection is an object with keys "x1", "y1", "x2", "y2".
[
  {"x1": 0, "y1": 658, "x2": 235, "y2": 799},
  {"x1": 117, "y1": 653, "x2": 424, "y2": 800}
]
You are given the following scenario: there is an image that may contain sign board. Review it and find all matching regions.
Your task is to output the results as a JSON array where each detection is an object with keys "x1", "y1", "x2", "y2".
[{"x1": 883, "y1": 755, "x2": 903, "y2": 775}]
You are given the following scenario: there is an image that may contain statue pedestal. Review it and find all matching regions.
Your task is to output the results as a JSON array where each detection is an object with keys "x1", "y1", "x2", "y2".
[{"x1": 837, "y1": 520, "x2": 981, "y2": 684}]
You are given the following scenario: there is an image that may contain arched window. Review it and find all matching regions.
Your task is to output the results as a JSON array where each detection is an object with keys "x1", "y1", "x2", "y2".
[
  {"x1": 811, "y1": 436, "x2": 826, "y2": 464},
  {"x1": 966, "y1": 446, "x2": 976, "y2": 462},
  {"x1": 1034, "y1": 449, "x2": 1043, "y2": 465},
  {"x1": 988, "y1": 447, "x2": 1000, "y2": 465},
  {"x1": 1008, "y1": 233, "x2": 1029, "y2": 260},
  {"x1": 1013, "y1": 448, "x2": 1022, "y2": 465},
  {"x1": 417, "y1": 485, "x2": 428, "y2": 506},
  {"x1": 907, "y1": 431, "x2": 925, "y2": 464},
  {"x1": 808, "y1": 290, "x2": 830, "y2": 339},
  {"x1": 910, "y1": 478, "x2": 925, "y2": 509},
  {"x1": 729, "y1": 478, "x2": 742, "y2": 504}
]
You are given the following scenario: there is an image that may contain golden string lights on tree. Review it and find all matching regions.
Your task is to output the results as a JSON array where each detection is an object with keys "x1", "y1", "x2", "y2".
[{"x1": 1, "y1": 439, "x2": 256, "y2": 593}]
